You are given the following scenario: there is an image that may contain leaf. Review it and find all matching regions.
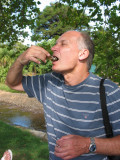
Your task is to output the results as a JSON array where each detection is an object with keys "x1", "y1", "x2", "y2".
[{"x1": 0, "y1": 0, "x2": 40, "y2": 45}]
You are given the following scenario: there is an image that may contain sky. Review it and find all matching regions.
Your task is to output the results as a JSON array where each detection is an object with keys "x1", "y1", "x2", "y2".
[
  {"x1": 23, "y1": 0, "x2": 57, "y2": 46},
  {"x1": 38, "y1": 0, "x2": 57, "y2": 10}
]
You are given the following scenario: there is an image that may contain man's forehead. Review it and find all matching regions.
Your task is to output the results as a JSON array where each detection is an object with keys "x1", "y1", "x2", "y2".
[
  {"x1": 57, "y1": 31, "x2": 80, "y2": 43},
  {"x1": 56, "y1": 38, "x2": 69, "y2": 43}
]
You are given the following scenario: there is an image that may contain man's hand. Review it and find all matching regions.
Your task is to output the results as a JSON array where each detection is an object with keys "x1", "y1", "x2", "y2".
[
  {"x1": 18, "y1": 45, "x2": 50, "y2": 65},
  {"x1": 54, "y1": 135, "x2": 90, "y2": 160},
  {"x1": 6, "y1": 45, "x2": 50, "y2": 91}
]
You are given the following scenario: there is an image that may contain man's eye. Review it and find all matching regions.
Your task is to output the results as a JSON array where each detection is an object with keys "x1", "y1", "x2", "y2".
[{"x1": 61, "y1": 43, "x2": 66, "y2": 46}]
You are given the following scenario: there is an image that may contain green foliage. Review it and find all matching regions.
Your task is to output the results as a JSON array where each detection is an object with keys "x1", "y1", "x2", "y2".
[
  {"x1": 58, "y1": 0, "x2": 120, "y2": 84},
  {"x1": 0, "y1": 0, "x2": 40, "y2": 45},
  {"x1": 92, "y1": 29, "x2": 120, "y2": 84},
  {"x1": 31, "y1": 3, "x2": 90, "y2": 42},
  {"x1": 0, "y1": 0, "x2": 119, "y2": 84},
  {"x1": 58, "y1": 0, "x2": 120, "y2": 35},
  {"x1": 59, "y1": 0, "x2": 119, "y2": 22},
  {"x1": 0, "y1": 120, "x2": 49, "y2": 160},
  {"x1": 0, "y1": 43, "x2": 28, "y2": 82},
  {"x1": 37, "y1": 38, "x2": 56, "y2": 55},
  {"x1": 0, "y1": 40, "x2": 55, "y2": 82}
]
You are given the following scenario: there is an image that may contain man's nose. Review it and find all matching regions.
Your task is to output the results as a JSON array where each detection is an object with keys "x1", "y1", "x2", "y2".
[
  {"x1": 51, "y1": 45, "x2": 55, "y2": 51},
  {"x1": 51, "y1": 44, "x2": 58, "y2": 51}
]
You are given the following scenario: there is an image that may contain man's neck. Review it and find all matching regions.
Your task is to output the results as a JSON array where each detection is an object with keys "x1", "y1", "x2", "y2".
[{"x1": 63, "y1": 70, "x2": 90, "y2": 86}]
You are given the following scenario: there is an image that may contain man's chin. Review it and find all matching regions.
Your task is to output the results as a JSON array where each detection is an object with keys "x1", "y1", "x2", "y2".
[
  {"x1": 52, "y1": 69, "x2": 60, "y2": 73},
  {"x1": 52, "y1": 67, "x2": 62, "y2": 73}
]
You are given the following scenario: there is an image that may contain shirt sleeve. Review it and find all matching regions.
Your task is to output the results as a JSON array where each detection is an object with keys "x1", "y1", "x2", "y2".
[
  {"x1": 22, "y1": 75, "x2": 46, "y2": 103},
  {"x1": 105, "y1": 79, "x2": 120, "y2": 136}
]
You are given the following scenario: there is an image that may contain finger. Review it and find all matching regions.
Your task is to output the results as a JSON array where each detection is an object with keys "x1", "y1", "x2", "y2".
[
  {"x1": 57, "y1": 135, "x2": 73, "y2": 145},
  {"x1": 39, "y1": 47, "x2": 50, "y2": 57},
  {"x1": 56, "y1": 138, "x2": 70, "y2": 147},
  {"x1": 63, "y1": 155, "x2": 73, "y2": 160},
  {"x1": 29, "y1": 48, "x2": 49, "y2": 63},
  {"x1": 34, "y1": 54, "x2": 47, "y2": 63},
  {"x1": 55, "y1": 150, "x2": 73, "y2": 160},
  {"x1": 54, "y1": 150, "x2": 69, "y2": 159},
  {"x1": 29, "y1": 56, "x2": 41, "y2": 64},
  {"x1": 55, "y1": 147, "x2": 74, "y2": 160},
  {"x1": 31, "y1": 45, "x2": 50, "y2": 57},
  {"x1": 55, "y1": 146, "x2": 62, "y2": 153},
  {"x1": 25, "y1": 50, "x2": 46, "y2": 63},
  {"x1": 55, "y1": 144, "x2": 69, "y2": 154}
]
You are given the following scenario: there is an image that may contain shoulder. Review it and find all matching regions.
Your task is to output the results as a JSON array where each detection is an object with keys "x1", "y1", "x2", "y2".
[
  {"x1": 89, "y1": 73, "x2": 120, "y2": 92},
  {"x1": 88, "y1": 73, "x2": 101, "y2": 87},
  {"x1": 101, "y1": 78, "x2": 120, "y2": 105},
  {"x1": 23, "y1": 72, "x2": 63, "y2": 84},
  {"x1": 103, "y1": 79, "x2": 120, "y2": 96},
  {"x1": 89, "y1": 73, "x2": 120, "y2": 96},
  {"x1": 42, "y1": 72, "x2": 63, "y2": 82}
]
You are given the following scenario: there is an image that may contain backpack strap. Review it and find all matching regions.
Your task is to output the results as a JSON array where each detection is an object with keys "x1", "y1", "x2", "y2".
[
  {"x1": 100, "y1": 79, "x2": 113, "y2": 138},
  {"x1": 99, "y1": 79, "x2": 119, "y2": 160}
]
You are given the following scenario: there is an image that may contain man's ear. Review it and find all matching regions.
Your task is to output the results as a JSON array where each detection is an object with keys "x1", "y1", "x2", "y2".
[{"x1": 78, "y1": 49, "x2": 89, "y2": 60}]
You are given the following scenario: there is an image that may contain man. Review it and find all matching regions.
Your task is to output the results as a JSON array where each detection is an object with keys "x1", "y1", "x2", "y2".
[{"x1": 6, "y1": 31, "x2": 120, "y2": 160}]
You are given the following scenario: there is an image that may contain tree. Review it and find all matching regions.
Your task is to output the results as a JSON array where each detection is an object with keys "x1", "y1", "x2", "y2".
[
  {"x1": 92, "y1": 29, "x2": 120, "y2": 84},
  {"x1": 0, "y1": 42, "x2": 28, "y2": 82},
  {"x1": 58, "y1": 0, "x2": 120, "y2": 84},
  {"x1": 58, "y1": 0, "x2": 119, "y2": 44},
  {"x1": 59, "y1": 0, "x2": 119, "y2": 24},
  {"x1": 0, "y1": 0, "x2": 40, "y2": 45},
  {"x1": 0, "y1": 40, "x2": 55, "y2": 82},
  {"x1": 31, "y1": 3, "x2": 91, "y2": 42}
]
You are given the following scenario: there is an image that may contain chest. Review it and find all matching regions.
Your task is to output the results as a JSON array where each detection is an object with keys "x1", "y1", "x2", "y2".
[{"x1": 44, "y1": 85, "x2": 104, "y2": 136}]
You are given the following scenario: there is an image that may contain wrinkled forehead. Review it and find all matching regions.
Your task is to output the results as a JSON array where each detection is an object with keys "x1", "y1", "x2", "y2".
[{"x1": 57, "y1": 31, "x2": 81, "y2": 44}]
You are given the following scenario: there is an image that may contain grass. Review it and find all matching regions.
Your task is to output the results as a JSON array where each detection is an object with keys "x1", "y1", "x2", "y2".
[
  {"x1": 0, "y1": 121, "x2": 49, "y2": 160},
  {"x1": 0, "y1": 83, "x2": 49, "y2": 159}
]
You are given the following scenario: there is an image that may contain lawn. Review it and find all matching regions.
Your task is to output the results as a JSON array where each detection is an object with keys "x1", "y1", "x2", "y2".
[{"x1": 0, "y1": 121, "x2": 49, "y2": 160}]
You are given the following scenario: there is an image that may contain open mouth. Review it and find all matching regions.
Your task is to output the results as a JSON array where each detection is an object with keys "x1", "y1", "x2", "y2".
[{"x1": 51, "y1": 56, "x2": 59, "y2": 62}]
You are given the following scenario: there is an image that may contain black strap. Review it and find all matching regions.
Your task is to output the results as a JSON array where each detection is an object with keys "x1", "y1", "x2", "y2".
[
  {"x1": 100, "y1": 79, "x2": 113, "y2": 138},
  {"x1": 100, "y1": 79, "x2": 115, "y2": 160}
]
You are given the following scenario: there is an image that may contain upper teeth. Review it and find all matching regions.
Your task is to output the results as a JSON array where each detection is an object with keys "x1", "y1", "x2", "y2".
[
  {"x1": 52, "y1": 56, "x2": 59, "y2": 61},
  {"x1": 48, "y1": 56, "x2": 59, "y2": 62}
]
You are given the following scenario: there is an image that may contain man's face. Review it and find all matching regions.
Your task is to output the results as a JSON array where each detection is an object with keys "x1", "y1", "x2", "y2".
[{"x1": 51, "y1": 31, "x2": 80, "y2": 74}]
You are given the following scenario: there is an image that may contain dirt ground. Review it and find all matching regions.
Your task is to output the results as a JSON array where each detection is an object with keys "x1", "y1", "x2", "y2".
[
  {"x1": 0, "y1": 90, "x2": 44, "y2": 114},
  {"x1": 0, "y1": 90, "x2": 48, "y2": 139}
]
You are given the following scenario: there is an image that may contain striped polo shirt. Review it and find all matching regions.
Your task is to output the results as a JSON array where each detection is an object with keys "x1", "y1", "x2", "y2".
[{"x1": 22, "y1": 72, "x2": 120, "y2": 160}]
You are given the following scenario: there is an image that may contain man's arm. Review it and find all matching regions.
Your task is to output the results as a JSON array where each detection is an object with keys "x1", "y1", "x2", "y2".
[
  {"x1": 5, "y1": 59, "x2": 24, "y2": 91},
  {"x1": 96, "y1": 135, "x2": 120, "y2": 155},
  {"x1": 54, "y1": 134, "x2": 120, "y2": 160},
  {"x1": 6, "y1": 45, "x2": 50, "y2": 91}
]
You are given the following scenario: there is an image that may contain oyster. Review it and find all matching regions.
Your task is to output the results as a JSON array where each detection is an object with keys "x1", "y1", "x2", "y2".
[{"x1": 48, "y1": 56, "x2": 59, "y2": 62}]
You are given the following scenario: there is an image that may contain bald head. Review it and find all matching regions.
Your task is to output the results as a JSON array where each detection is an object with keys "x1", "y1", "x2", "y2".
[
  {"x1": 61, "y1": 30, "x2": 94, "y2": 70},
  {"x1": 61, "y1": 30, "x2": 81, "y2": 41}
]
